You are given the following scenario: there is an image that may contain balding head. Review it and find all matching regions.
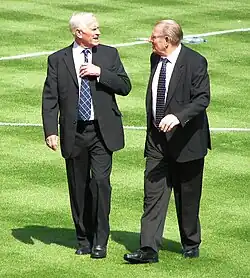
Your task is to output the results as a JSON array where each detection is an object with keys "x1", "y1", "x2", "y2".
[
  {"x1": 149, "y1": 19, "x2": 183, "y2": 56},
  {"x1": 155, "y1": 19, "x2": 183, "y2": 46}
]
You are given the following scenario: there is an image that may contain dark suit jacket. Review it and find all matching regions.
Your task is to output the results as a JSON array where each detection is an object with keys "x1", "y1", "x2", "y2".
[
  {"x1": 42, "y1": 43, "x2": 131, "y2": 158},
  {"x1": 145, "y1": 44, "x2": 211, "y2": 163}
]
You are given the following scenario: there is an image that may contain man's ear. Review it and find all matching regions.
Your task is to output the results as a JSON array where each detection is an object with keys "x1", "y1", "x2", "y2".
[
  {"x1": 75, "y1": 29, "x2": 82, "y2": 39},
  {"x1": 165, "y1": 36, "x2": 169, "y2": 47}
]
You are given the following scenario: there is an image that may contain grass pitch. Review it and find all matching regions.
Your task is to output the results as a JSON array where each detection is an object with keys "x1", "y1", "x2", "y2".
[{"x1": 0, "y1": 0, "x2": 250, "y2": 277}]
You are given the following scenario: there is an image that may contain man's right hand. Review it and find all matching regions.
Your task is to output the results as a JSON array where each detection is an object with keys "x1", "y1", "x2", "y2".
[{"x1": 45, "y1": 135, "x2": 58, "y2": 151}]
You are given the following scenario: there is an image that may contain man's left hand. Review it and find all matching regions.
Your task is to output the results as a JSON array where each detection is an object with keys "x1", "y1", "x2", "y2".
[
  {"x1": 159, "y1": 114, "x2": 180, "y2": 132},
  {"x1": 79, "y1": 63, "x2": 101, "y2": 77}
]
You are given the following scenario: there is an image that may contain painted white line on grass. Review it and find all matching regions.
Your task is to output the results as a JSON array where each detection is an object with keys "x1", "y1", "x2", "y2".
[
  {"x1": 0, "y1": 51, "x2": 54, "y2": 61},
  {"x1": 138, "y1": 27, "x2": 250, "y2": 41},
  {"x1": 0, "y1": 122, "x2": 250, "y2": 132},
  {"x1": 0, "y1": 122, "x2": 42, "y2": 127},
  {"x1": 210, "y1": 128, "x2": 250, "y2": 132},
  {"x1": 0, "y1": 41, "x2": 147, "y2": 61},
  {"x1": 184, "y1": 28, "x2": 250, "y2": 38},
  {"x1": 0, "y1": 28, "x2": 250, "y2": 61}
]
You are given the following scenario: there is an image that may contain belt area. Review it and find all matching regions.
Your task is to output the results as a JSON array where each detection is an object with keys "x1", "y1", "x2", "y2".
[{"x1": 77, "y1": 120, "x2": 98, "y2": 126}]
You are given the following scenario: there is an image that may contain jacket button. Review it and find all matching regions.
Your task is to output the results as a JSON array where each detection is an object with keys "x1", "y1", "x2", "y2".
[{"x1": 73, "y1": 120, "x2": 76, "y2": 124}]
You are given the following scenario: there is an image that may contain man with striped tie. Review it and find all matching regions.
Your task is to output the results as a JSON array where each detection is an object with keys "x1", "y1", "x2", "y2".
[
  {"x1": 42, "y1": 12, "x2": 131, "y2": 259},
  {"x1": 124, "y1": 19, "x2": 211, "y2": 263}
]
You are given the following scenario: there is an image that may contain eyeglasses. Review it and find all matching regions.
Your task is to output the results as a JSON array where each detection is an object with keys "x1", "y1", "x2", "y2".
[{"x1": 150, "y1": 35, "x2": 166, "y2": 40}]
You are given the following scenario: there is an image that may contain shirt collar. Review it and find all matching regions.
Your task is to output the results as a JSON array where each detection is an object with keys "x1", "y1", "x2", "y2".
[
  {"x1": 73, "y1": 41, "x2": 92, "y2": 55},
  {"x1": 161, "y1": 43, "x2": 182, "y2": 64}
]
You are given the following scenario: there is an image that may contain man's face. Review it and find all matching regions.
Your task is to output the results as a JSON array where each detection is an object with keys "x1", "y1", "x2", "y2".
[
  {"x1": 77, "y1": 18, "x2": 101, "y2": 48},
  {"x1": 149, "y1": 24, "x2": 167, "y2": 56}
]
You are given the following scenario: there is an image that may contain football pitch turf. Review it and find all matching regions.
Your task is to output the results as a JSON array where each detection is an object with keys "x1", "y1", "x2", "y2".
[{"x1": 0, "y1": 0, "x2": 249, "y2": 277}]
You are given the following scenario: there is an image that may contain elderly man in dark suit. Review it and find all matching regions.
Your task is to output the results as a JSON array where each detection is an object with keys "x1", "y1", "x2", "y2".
[
  {"x1": 42, "y1": 12, "x2": 131, "y2": 259},
  {"x1": 124, "y1": 19, "x2": 211, "y2": 263}
]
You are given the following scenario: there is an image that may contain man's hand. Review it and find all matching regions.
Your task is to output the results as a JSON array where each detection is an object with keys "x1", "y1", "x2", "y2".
[
  {"x1": 45, "y1": 135, "x2": 58, "y2": 151},
  {"x1": 79, "y1": 63, "x2": 101, "y2": 77},
  {"x1": 159, "y1": 114, "x2": 180, "y2": 132}
]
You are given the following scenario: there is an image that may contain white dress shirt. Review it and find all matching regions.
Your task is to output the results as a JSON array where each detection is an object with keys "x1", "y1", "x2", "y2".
[
  {"x1": 152, "y1": 44, "x2": 182, "y2": 124},
  {"x1": 72, "y1": 41, "x2": 95, "y2": 120}
]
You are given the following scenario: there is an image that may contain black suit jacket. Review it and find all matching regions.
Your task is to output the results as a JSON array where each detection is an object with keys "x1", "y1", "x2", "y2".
[
  {"x1": 145, "y1": 44, "x2": 211, "y2": 162},
  {"x1": 42, "y1": 43, "x2": 131, "y2": 158}
]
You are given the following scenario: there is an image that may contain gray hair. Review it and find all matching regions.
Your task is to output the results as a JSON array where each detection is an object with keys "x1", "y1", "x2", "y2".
[
  {"x1": 156, "y1": 19, "x2": 183, "y2": 45},
  {"x1": 69, "y1": 12, "x2": 96, "y2": 35}
]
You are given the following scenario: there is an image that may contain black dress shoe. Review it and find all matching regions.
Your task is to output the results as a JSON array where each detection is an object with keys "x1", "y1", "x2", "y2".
[
  {"x1": 75, "y1": 246, "x2": 91, "y2": 255},
  {"x1": 91, "y1": 245, "x2": 107, "y2": 259},
  {"x1": 183, "y1": 248, "x2": 199, "y2": 258},
  {"x1": 124, "y1": 248, "x2": 159, "y2": 264}
]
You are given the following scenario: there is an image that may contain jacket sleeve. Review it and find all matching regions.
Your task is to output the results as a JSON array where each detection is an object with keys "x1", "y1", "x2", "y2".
[
  {"x1": 175, "y1": 56, "x2": 210, "y2": 127},
  {"x1": 98, "y1": 48, "x2": 132, "y2": 96},
  {"x1": 42, "y1": 54, "x2": 59, "y2": 138}
]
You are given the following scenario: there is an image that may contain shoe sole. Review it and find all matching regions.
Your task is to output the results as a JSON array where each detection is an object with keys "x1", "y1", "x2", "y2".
[
  {"x1": 75, "y1": 252, "x2": 91, "y2": 255},
  {"x1": 183, "y1": 255, "x2": 199, "y2": 258},
  {"x1": 124, "y1": 257, "x2": 158, "y2": 264},
  {"x1": 90, "y1": 254, "x2": 106, "y2": 259}
]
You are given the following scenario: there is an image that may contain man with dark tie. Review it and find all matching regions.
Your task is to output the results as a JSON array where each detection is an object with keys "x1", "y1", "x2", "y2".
[
  {"x1": 124, "y1": 19, "x2": 211, "y2": 263},
  {"x1": 42, "y1": 12, "x2": 131, "y2": 259}
]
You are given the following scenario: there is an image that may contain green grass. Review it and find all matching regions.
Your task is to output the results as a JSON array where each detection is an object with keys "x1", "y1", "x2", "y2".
[
  {"x1": 0, "y1": 128, "x2": 249, "y2": 277},
  {"x1": 0, "y1": 0, "x2": 250, "y2": 277}
]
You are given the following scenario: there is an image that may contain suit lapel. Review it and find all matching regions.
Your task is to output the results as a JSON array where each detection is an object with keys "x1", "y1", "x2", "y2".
[
  {"x1": 63, "y1": 44, "x2": 78, "y2": 88},
  {"x1": 91, "y1": 45, "x2": 100, "y2": 65},
  {"x1": 89, "y1": 46, "x2": 99, "y2": 93},
  {"x1": 149, "y1": 56, "x2": 160, "y2": 86},
  {"x1": 165, "y1": 45, "x2": 185, "y2": 108},
  {"x1": 146, "y1": 55, "x2": 160, "y2": 112}
]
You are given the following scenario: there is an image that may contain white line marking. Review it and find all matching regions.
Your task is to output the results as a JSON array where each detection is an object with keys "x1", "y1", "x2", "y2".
[
  {"x1": 137, "y1": 27, "x2": 250, "y2": 41},
  {"x1": 0, "y1": 41, "x2": 148, "y2": 61},
  {"x1": 1, "y1": 27, "x2": 250, "y2": 133},
  {"x1": 0, "y1": 122, "x2": 42, "y2": 127},
  {"x1": 0, "y1": 28, "x2": 249, "y2": 61},
  {"x1": 0, "y1": 42, "x2": 147, "y2": 61},
  {"x1": 209, "y1": 128, "x2": 250, "y2": 132},
  {"x1": 184, "y1": 28, "x2": 250, "y2": 38},
  {"x1": 0, "y1": 51, "x2": 54, "y2": 61},
  {"x1": 0, "y1": 122, "x2": 249, "y2": 132}
]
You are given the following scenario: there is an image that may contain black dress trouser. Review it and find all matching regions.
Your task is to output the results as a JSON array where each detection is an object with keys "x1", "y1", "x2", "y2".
[
  {"x1": 140, "y1": 125, "x2": 204, "y2": 252},
  {"x1": 65, "y1": 121, "x2": 112, "y2": 248}
]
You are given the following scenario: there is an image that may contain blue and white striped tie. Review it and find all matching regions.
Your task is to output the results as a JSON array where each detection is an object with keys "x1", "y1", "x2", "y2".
[{"x1": 78, "y1": 49, "x2": 91, "y2": 121}]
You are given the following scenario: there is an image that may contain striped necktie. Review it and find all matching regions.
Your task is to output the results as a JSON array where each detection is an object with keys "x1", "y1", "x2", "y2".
[
  {"x1": 78, "y1": 48, "x2": 91, "y2": 121},
  {"x1": 155, "y1": 58, "x2": 168, "y2": 127}
]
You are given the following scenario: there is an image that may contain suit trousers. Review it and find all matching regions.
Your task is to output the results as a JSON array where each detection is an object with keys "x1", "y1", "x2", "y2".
[
  {"x1": 65, "y1": 120, "x2": 112, "y2": 248},
  {"x1": 140, "y1": 125, "x2": 204, "y2": 252}
]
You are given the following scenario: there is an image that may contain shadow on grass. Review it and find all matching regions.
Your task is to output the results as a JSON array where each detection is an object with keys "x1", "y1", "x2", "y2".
[
  {"x1": 11, "y1": 225, "x2": 76, "y2": 249},
  {"x1": 111, "y1": 230, "x2": 182, "y2": 254},
  {"x1": 11, "y1": 226, "x2": 182, "y2": 254}
]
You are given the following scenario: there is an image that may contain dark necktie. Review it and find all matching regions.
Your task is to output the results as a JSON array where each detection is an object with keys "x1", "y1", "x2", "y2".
[
  {"x1": 155, "y1": 58, "x2": 168, "y2": 127},
  {"x1": 78, "y1": 49, "x2": 91, "y2": 121}
]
